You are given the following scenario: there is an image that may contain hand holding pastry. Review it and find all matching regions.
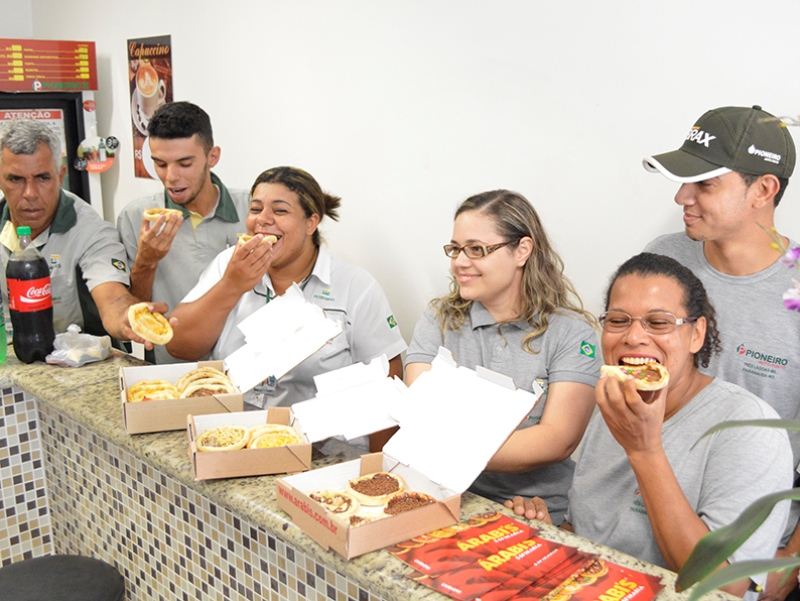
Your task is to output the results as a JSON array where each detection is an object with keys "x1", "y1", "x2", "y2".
[
  {"x1": 223, "y1": 234, "x2": 276, "y2": 294},
  {"x1": 138, "y1": 208, "x2": 184, "y2": 266},
  {"x1": 128, "y1": 302, "x2": 174, "y2": 345}
]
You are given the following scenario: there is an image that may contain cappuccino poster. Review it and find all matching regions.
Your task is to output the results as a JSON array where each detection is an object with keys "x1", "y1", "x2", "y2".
[{"x1": 127, "y1": 35, "x2": 173, "y2": 179}]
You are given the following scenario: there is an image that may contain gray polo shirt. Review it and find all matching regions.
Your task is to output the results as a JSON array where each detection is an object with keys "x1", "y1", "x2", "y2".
[
  {"x1": 569, "y1": 378, "x2": 791, "y2": 593},
  {"x1": 1, "y1": 190, "x2": 130, "y2": 335},
  {"x1": 117, "y1": 172, "x2": 249, "y2": 363},
  {"x1": 406, "y1": 302, "x2": 602, "y2": 522}
]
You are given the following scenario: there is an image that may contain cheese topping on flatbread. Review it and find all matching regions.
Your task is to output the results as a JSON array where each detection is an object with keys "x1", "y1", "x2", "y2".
[
  {"x1": 128, "y1": 302, "x2": 173, "y2": 345},
  {"x1": 248, "y1": 427, "x2": 303, "y2": 448},
  {"x1": 135, "y1": 387, "x2": 181, "y2": 402},
  {"x1": 127, "y1": 380, "x2": 180, "y2": 402},
  {"x1": 195, "y1": 426, "x2": 249, "y2": 452}
]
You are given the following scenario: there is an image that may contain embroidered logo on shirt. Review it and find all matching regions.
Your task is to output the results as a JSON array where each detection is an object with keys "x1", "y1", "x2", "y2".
[
  {"x1": 387, "y1": 315, "x2": 398, "y2": 329},
  {"x1": 312, "y1": 287, "x2": 334, "y2": 302},
  {"x1": 579, "y1": 341, "x2": 596, "y2": 358},
  {"x1": 111, "y1": 258, "x2": 127, "y2": 271},
  {"x1": 49, "y1": 254, "x2": 62, "y2": 272}
]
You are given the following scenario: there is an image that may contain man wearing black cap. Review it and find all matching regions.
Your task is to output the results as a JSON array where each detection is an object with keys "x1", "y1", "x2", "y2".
[{"x1": 644, "y1": 105, "x2": 799, "y2": 601}]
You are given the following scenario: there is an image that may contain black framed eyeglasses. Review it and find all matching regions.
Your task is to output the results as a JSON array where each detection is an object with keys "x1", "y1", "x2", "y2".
[
  {"x1": 443, "y1": 240, "x2": 515, "y2": 259},
  {"x1": 598, "y1": 311, "x2": 698, "y2": 335}
]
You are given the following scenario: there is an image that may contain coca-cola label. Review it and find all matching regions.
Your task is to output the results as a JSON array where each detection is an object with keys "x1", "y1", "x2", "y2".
[{"x1": 8, "y1": 277, "x2": 53, "y2": 312}]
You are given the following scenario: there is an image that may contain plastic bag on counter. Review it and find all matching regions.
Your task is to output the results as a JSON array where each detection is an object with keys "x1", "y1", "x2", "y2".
[{"x1": 45, "y1": 324, "x2": 112, "y2": 367}]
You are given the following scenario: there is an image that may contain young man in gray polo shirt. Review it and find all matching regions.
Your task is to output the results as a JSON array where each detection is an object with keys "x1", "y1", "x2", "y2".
[
  {"x1": 117, "y1": 102, "x2": 249, "y2": 363},
  {"x1": 643, "y1": 105, "x2": 800, "y2": 601},
  {"x1": 0, "y1": 119, "x2": 162, "y2": 347}
]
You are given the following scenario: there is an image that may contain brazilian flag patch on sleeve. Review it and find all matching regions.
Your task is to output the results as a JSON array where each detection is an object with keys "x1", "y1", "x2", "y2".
[
  {"x1": 111, "y1": 258, "x2": 127, "y2": 271},
  {"x1": 579, "y1": 341, "x2": 596, "y2": 358},
  {"x1": 387, "y1": 315, "x2": 398, "y2": 329}
]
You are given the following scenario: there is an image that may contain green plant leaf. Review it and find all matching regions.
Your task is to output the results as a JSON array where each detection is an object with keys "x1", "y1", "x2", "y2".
[
  {"x1": 686, "y1": 557, "x2": 800, "y2": 601},
  {"x1": 676, "y1": 488, "x2": 800, "y2": 591},
  {"x1": 694, "y1": 419, "x2": 800, "y2": 449}
]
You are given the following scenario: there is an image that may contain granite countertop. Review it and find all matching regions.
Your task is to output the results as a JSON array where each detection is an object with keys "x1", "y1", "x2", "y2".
[{"x1": 0, "y1": 351, "x2": 733, "y2": 601}]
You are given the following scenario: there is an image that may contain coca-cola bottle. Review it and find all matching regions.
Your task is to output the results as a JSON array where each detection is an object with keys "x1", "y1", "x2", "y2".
[{"x1": 6, "y1": 226, "x2": 55, "y2": 363}]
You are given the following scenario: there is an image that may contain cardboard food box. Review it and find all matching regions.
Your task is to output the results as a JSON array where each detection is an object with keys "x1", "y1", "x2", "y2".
[
  {"x1": 187, "y1": 355, "x2": 405, "y2": 480},
  {"x1": 120, "y1": 284, "x2": 343, "y2": 435},
  {"x1": 276, "y1": 348, "x2": 543, "y2": 559},
  {"x1": 188, "y1": 407, "x2": 311, "y2": 480},
  {"x1": 121, "y1": 360, "x2": 243, "y2": 434}
]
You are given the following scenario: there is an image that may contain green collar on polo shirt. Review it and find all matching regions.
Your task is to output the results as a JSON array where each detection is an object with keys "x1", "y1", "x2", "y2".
[{"x1": 162, "y1": 171, "x2": 240, "y2": 222}]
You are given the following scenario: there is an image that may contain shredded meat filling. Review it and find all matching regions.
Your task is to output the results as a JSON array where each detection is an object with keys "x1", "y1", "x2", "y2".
[
  {"x1": 384, "y1": 493, "x2": 435, "y2": 515},
  {"x1": 351, "y1": 473, "x2": 400, "y2": 496}
]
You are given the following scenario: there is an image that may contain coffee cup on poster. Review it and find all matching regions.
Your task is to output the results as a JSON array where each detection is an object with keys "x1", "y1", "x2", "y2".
[{"x1": 136, "y1": 64, "x2": 166, "y2": 120}]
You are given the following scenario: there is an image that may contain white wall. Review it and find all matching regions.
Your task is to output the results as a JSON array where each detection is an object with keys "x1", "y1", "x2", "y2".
[
  {"x1": 1, "y1": 0, "x2": 33, "y2": 37},
  {"x1": 19, "y1": 0, "x2": 800, "y2": 345}
]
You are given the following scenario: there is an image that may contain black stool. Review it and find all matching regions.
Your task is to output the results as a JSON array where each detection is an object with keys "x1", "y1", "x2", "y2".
[{"x1": 0, "y1": 555, "x2": 125, "y2": 601}]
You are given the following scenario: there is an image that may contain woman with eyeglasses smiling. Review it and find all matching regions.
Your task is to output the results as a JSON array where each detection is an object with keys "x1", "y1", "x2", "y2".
[
  {"x1": 404, "y1": 189, "x2": 601, "y2": 523},
  {"x1": 508, "y1": 253, "x2": 792, "y2": 598}
]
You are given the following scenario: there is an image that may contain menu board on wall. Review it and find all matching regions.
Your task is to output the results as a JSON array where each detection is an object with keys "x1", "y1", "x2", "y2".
[
  {"x1": 127, "y1": 35, "x2": 173, "y2": 179},
  {"x1": 0, "y1": 38, "x2": 97, "y2": 92}
]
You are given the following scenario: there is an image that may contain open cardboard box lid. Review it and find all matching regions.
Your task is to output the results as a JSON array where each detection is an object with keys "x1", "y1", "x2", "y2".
[
  {"x1": 277, "y1": 347, "x2": 543, "y2": 558},
  {"x1": 290, "y1": 354, "x2": 405, "y2": 443},
  {"x1": 293, "y1": 347, "x2": 542, "y2": 490},
  {"x1": 384, "y1": 347, "x2": 544, "y2": 493},
  {"x1": 224, "y1": 284, "x2": 343, "y2": 392}
]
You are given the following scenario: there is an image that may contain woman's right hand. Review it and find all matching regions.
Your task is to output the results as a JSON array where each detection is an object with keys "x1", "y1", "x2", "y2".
[
  {"x1": 222, "y1": 235, "x2": 276, "y2": 293},
  {"x1": 595, "y1": 373, "x2": 666, "y2": 457},
  {"x1": 504, "y1": 496, "x2": 552, "y2": 523}
]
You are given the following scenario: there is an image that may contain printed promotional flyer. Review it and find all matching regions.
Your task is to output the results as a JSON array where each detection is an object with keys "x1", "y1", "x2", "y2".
[{"x1": 388, "y1": 512, "x2": 665, "y2": 601}]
